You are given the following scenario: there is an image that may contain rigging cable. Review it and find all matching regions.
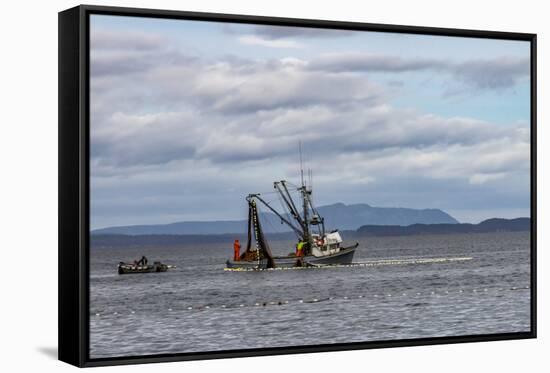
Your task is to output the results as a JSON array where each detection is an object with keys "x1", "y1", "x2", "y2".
[{"x1": 256, "y1": 202, "x2": 300, "y2": 239}]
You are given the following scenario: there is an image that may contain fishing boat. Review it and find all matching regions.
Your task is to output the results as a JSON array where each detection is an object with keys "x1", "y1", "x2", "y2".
[
  {"x1": 226, "y1": 167, "x2": 358, "y2": 270},
  {"x1": 117, "y1": 261, "x2": 175, "y2": 275}
]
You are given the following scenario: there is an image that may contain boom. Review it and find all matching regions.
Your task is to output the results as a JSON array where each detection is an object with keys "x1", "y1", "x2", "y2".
[{"x1": 247, "y1": 194, "x2": 303, "y2": 237}]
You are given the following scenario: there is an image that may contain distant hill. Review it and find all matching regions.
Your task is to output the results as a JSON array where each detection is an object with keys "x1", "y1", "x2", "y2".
[
  {"x1": 356, "y1": 217, "x2": 530, "y2": 236},
  {"x1": 92, "y1": 202, "x2": 458, "y2": 235},
  {"x1": 317, "y1": 203, "x2": 458, "y2": 229}
]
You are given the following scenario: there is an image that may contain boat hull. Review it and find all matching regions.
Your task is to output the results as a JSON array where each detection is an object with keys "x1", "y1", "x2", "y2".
[
  {"x1": 226, "y1": 245, "x2": 356, "y2": 270},
  {"x1": 117, "y1": 263, "x2": 171, "y2": 275}
]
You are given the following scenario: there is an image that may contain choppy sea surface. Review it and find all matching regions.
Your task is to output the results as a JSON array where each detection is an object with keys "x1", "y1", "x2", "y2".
[{"x1": 89, "y1": 232, "x2": 531, "y2": 358}]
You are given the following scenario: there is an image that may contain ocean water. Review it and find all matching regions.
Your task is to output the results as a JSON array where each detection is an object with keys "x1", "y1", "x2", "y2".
[{"x1": 89, "y1": 232, "x2": 531, "y2": 358}]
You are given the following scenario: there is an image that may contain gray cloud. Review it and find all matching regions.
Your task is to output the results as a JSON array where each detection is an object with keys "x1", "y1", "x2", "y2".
[
  {"x1": 452, "y1": 57, "x2": 530, "y2": 89},
  {"x1": 90, "y1": 49, "x2": 198, "y2": 77},
  {"x1": 310, "y1": 53, "x2": 530, "y2": 91},
  {"x1": 223, "y1": 24, "x2": 356, "y2": 50},
  {"x1": 91, "y1": 51, "x2": 156, "y2": 77},
  {"x1": 311, "y1": 53, "x2": 447, "y2": 73},
  {"x1": 90, "y1": 29, "x2": 199, "y2": 77},
  {"x1": 90, "y1": 38, "x2": 527, "y2": 169},
  {"x1": 222, "y1": 24, "x2": 355, "y2": 40},
  {"x1": 90, "y1": 30, "x2": 166, "y2": 51},
  {"x1": 250, "y1": 25, "x2": 355, "y2": 39}
]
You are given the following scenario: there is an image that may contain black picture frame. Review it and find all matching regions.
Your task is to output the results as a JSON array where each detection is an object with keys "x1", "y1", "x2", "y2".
[{"x1": 59, "y1": 4, "x2": 537, "y2": 367}]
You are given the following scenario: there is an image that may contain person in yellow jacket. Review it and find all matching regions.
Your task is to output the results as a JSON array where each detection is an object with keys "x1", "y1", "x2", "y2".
[{"x1": 296, "y1": 241, "x2": 305, "y2": 257}]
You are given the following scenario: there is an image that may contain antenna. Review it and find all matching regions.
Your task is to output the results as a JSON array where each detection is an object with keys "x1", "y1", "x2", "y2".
[{"x1": 299, "y1": 141, "x2": 305, "y2": 188}]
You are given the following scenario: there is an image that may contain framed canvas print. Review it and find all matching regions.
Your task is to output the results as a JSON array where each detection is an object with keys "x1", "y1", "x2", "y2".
[{"x1": 58, "y1": 4, "x2": 537, "y2": 367}]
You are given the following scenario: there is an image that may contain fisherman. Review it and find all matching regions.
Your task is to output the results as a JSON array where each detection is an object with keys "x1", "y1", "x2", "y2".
[
  {"x1": 137, "y1": 255, "x2": 148, "y2": 266},
  {"x1": 233, "y1": 239, "x2": 241, "y2": 261},
  {"x1": 296, "y1": 240, "x2": 305, "y2": 257}
]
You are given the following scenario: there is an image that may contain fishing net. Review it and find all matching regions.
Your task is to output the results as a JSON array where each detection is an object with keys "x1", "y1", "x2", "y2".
[{"x1": 240, "y1": 199, "x2": 276, "y2": 268}]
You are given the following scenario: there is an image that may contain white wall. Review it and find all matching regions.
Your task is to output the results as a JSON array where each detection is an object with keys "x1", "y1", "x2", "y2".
[{"x1": 0, "y1": 0, "x2": 546, "y2": 371}]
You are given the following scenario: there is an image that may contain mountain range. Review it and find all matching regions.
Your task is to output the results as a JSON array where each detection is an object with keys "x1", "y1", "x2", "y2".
[
  {"x1": 92, "y1": 202, "x2": 459, "y2": 235},
  {"x1": 90, "y1": 218, "x2": 530, "y2": 248}
]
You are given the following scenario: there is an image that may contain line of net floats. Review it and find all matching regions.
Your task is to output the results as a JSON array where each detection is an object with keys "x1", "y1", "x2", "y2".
[
  {"x1": 92, "y1": 284, "x2": 530, "y2": 317},
  {"x1": 223, "y1": 256, "x2": 474, "y2": 271}
]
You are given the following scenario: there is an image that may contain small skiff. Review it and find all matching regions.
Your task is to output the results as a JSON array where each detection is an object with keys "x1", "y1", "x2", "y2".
[{"x1": 117, "y1": 261, "x2": 175, "y2": 275}]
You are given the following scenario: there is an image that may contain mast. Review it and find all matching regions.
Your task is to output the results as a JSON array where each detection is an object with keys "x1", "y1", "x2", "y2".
[
  {"x1": 299, "y1": 141, "x2": 305, "y2": 188},
  {"x1": 302, "y1": 186, "x2": 310, "y2": 249},
  {"x1": 299, "y1": 142, "x2": 312, "y2": 253}
]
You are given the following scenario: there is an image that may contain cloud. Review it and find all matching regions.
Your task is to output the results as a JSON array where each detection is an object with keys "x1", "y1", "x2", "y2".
[
  {"x1": 310, "y1": 53, "x2": 530, "y2": 91},
  {"x1": 237, "y1": 35, "x2": 302, "y2": 48},
  {"x1": 311, "y1": 53, "x2": 447, "y2": 73},
  {"x1": 91, "y1": 110, "x2": 201, "y2": 167},
  {"x1": 90, "y1": 29, "x2": 198, "y2": 78},
  {"x1": 249, "y1": 25, "x2": 355, "y2": 39},
  {"x1": 223, "y1": 23, "x2": 354, "y2": 40},
  {"x1": 452, "y1": 57, "x2": 530, "y2": 90},
  {"x1": 90, "y1": 30, "x2": 166, "y2": 51},
  {"x1": 90, "y1": 49, "x2": 197, "y2": 78},
  {"x1": 191, "y1": 65, "x2": 383, "y2": 114},
  {"x1": 469, "y1": 172, "x2": 508, "y2": 185},
  {"x1": 229, "y1": 24, "x2": 355, "y2": 49}
]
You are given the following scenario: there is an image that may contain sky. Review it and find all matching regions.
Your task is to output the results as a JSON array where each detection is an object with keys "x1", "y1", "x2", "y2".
[{"x1": 89, "y1": 14, "x2": 531, "y2": 229}]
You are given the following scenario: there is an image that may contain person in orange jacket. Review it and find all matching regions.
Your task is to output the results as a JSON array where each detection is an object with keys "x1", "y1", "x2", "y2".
[{"x1": 233, "y1": 239, "x2": 241, "y2": 261}]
